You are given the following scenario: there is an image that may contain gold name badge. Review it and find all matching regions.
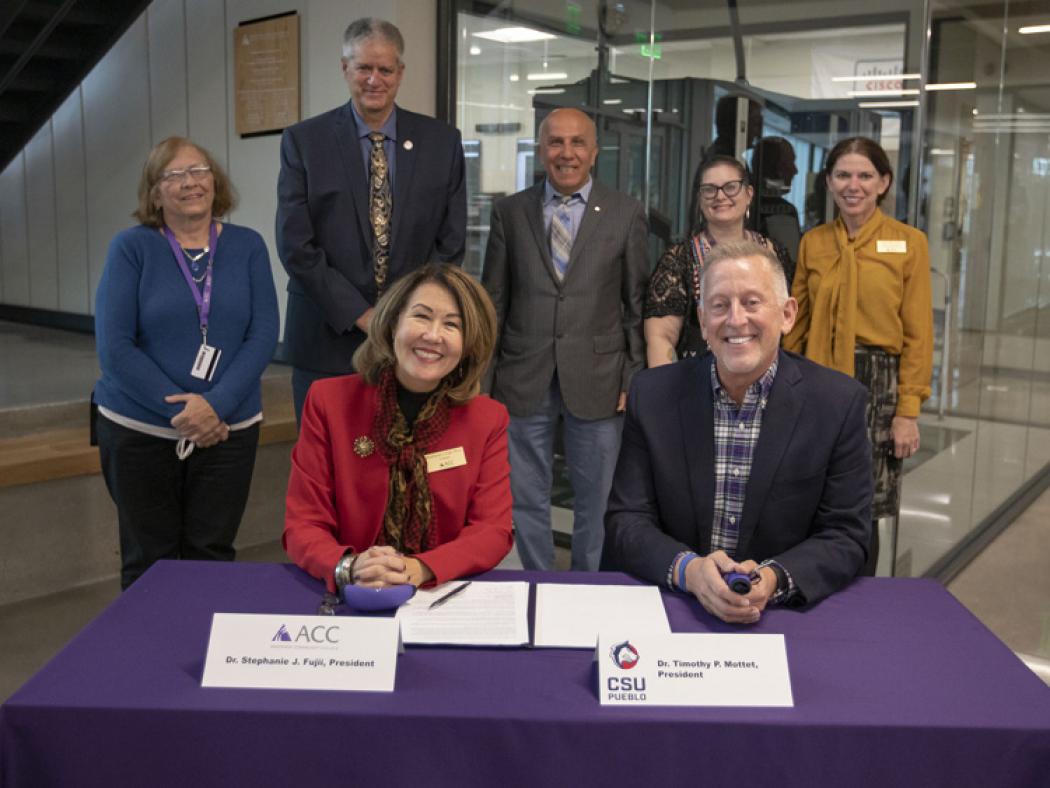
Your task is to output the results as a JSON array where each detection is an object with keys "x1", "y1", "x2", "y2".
[
  {"x1": 425, "y1": 447, "x2": 467, "y2": 473},
  {"x1": 876, "y1": 239, "x2": 908, "y2": 254}
]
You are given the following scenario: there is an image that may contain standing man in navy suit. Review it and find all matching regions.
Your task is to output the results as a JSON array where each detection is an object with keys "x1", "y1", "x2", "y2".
[
  {"x1": 604, "y1": 240, "x2": 871, "y2": 621},
  {"x1": 277, "y1": 17, "x2": 466, "y2": 422}
]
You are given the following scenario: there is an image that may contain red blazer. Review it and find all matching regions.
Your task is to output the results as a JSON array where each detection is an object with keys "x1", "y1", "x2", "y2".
[{"x1": 284, "y1": 374, "x2": 513, "y2": 591}]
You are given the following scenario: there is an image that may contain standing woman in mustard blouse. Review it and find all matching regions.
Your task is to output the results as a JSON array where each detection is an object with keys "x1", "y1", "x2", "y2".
[{"x1": 783, "y1": 137, "x2": 932, "y2": 576}]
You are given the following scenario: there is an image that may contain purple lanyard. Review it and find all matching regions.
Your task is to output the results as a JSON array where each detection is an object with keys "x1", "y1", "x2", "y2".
[{"x1": 163, "y1": 222, "x2": 218, "y2": 338}]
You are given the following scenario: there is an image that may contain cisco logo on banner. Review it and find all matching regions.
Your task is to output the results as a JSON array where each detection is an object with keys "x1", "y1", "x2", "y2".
[{"x1": 271, "y1": 624, "x2": 341, "y2": 645}]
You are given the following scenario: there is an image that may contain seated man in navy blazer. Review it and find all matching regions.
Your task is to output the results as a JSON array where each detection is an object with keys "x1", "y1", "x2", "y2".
[
  {"x1": 277, "y1": 17, "x2": 465, "y2": 422},
  {"x1": 603, "y1": 240, "x2": 871, "y2": 623}
]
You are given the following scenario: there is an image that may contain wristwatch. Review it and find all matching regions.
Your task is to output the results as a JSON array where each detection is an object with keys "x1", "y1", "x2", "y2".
[{"x1": 759, "y1": 559, "x2": 789, "y2": 604}]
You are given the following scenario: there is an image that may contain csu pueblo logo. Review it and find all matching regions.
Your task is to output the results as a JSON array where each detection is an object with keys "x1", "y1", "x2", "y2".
[
  {"x1": 271, "y1": 623, "x2": 340, "y2": 645},
  {"x1": 610, "y1": 640, "x2": 640, "y2": 669}
]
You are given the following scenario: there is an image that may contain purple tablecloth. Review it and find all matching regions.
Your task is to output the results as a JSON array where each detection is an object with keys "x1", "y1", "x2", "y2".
[{"x1": 2, "y1": 561, "x2": 1049, "y2": 787}]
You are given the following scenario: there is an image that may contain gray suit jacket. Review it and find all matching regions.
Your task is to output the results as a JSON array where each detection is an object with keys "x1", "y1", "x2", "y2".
[{"x1": 482, "y1": 179, "x2": 649, "y2": 420}]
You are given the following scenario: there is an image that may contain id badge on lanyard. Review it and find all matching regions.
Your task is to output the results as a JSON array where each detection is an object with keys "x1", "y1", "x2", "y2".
[{"x1": 163, "y1": 223, "x2": 221, "y2": 381}]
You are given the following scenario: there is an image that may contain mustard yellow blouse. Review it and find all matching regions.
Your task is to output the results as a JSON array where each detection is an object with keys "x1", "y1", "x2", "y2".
[{"x1": 783, "y1": 210, "x2": 933, "y2": 418}]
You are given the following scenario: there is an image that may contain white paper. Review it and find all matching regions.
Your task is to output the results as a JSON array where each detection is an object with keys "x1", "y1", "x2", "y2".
[
  {"x1": 395, "y1": 581, "x2": 529, "y2": 646},
  {"x1": 533, "y1": 583, "x2": 670, "y2": 648},
  {"x1": 201, "y1": 613, "x2": 399, "y2": 692},
  {"x1": 597, "y1": 632, "x2": 793, "y2": 707}
]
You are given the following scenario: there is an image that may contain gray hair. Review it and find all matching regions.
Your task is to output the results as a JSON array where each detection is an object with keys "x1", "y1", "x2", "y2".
[
  {"x1": 699, "y1": 240, "x2": 789, "y2": 305},
  {"x1": 342, "y1": 17, "x2": 404, "y2": 62}
]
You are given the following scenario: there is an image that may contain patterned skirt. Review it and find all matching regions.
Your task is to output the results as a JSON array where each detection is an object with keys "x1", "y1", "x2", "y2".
[{"x1": 854, "y1": 346, "x2": 903, "y2": 519}]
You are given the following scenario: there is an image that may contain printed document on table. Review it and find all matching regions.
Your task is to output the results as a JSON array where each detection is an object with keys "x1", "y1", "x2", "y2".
[
  {"x1": 534, "y1": 584, "x2": 670, "y2": 648},
  {"x1": 395, "y1": 581, "x2": 530, "y2": 646}
]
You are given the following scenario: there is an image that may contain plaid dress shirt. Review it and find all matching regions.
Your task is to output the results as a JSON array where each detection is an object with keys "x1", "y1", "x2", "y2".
[{"x1": 709, "y1": 359, "x2": 778, "y2": 556}]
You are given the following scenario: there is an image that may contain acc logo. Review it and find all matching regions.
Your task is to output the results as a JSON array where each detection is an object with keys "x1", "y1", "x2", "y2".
[
  {"x1": 271, "y1": 624, "x2": 340, "y2": 644},
  {"x1": 610, "y1": 640, "x2": 640, "y2": 669}
]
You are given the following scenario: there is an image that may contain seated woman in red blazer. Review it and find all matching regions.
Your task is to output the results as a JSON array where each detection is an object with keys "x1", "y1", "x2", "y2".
[{"x1": 283, "y1": 263, "x2": 512, "y2": 592}]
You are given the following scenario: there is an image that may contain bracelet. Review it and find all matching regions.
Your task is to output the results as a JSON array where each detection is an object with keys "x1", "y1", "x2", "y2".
[
  {"x1": 677, "y1": 552, "x2": 700, "y2": 591},
  {"x1": 334, "y1": 553, "x2": 356, "y2": 590}
]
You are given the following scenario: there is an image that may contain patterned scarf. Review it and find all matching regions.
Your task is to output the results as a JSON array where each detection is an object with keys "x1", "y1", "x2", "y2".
[
  {"x1": 371, "y1": 366, "x2": 451, "y2": 554},
  {"x1": 688, "y1": 228, "x2": 769, "y2": 305}
]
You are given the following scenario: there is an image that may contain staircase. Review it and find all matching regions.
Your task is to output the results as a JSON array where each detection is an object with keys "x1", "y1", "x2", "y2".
[{"x1": 0, "y1": 0, "x2": 150, "y2": 171}]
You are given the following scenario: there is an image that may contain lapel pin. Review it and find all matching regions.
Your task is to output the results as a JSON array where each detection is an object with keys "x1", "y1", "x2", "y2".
[
  {"x1": 594, "y1": 205, "x2": 601, "y2": 212},
  {"x1": 403, "y1": 140, "x2": 414, "y2": 150}
]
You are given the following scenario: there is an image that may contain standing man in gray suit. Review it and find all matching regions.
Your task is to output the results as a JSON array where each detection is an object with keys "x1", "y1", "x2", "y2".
[{"x1": 482, "y1": 108, "x2": 649, "y2": 571}]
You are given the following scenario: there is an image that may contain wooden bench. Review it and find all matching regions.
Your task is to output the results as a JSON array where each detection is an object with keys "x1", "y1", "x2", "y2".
[{"x1": 0, "y1": 402, "x2": 297, "y2": 489}]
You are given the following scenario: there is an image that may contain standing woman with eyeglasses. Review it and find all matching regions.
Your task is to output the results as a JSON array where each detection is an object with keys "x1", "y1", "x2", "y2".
[
  {"x1": 93, "y1": 137, "x2": 279, "y2": 589},
  {"x1": 784, "y1": 137, "x2": 932, "y2": 576},
  {"x1": 644, "y1": 155, "x2": 793, "y2": 366}
]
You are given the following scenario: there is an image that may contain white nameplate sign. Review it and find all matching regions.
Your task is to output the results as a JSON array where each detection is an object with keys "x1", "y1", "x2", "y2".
[
  {"x1": 202, "y1": 613, "x2": 400, "y2": 692},
  {"x1": 597, "y1": 632, "x2": 793, "y2": 707}
]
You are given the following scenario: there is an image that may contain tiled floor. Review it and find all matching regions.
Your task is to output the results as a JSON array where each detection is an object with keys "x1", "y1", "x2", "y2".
[{"x1": 1, "y1": 318, "x2": 1048, "y2": 704}]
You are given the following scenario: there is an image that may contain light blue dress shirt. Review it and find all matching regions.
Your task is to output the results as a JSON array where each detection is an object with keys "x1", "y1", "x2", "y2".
[{"x1": 350, "y1": 102, "x2": 397, "y2": 187}]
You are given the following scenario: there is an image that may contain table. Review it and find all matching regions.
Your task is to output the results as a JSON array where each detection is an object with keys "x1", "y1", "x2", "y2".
[{"x1": 2, "y1": 561, "x2": 1049, "y2": 787}]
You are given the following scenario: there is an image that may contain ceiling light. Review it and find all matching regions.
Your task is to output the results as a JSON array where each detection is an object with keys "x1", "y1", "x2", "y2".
[
  {"x1": 527, "y1": 72, "x2": 568, "y2": 81},
  {"x1": 925, "y1": 82, "x2": 977, "y2": 91},
  {"x1": 509, "y1": 74, "x2": 519, "y2": 82},
  {"x1": 929, "y1": 149, "x2": 955, "y2": 156},
  {"x1": 858, "y1": 101, "x2": 919, "y2": 108},
  {"x1": 469, "y1": 46, "x2": 481, "y2": 56},
  {"x1": 848, "y1": 89, "x2": 920, "y2": 97},
  {"x1": 602, "y1": 99, "x2": 622, "y2": 105},
  {"x1": 527, "y1": 88, "x2": 565, "y2": 95},
  {"x1": 473, "y1": 27, "x2": 555, "y2": 43},
  {"x1": 1018, "y1": 24, "x2": 1050, "y2": 35}
]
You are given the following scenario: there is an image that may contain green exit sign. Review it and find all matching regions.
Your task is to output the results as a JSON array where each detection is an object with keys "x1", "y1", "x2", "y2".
[
  {"x1": 634, "y1": 31, "x2": 663, "y2": 59},
  {"x1": 566, "y1": 3, "x2": 581, "y2": 35}
]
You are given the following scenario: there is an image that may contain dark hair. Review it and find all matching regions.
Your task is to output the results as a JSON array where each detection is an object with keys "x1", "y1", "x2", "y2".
[
  {"x1": 754, "y1": 136, "x2": 795, "y2": 182},
  {"x1": 353, "y1": 264, "x2": 497, "y2": 405},
  {"x1": 823, "y1": 137, "x2": 894, "y2": 205},
  {"x1": 343, "y1": 17, "x2": 404, "y2": 62},
  {"x1": 134, "y1": 137, "x2": 236, "y2": 227},
  {"x1": 688, "y1": 155, "x2": 751, "y2": 233}
]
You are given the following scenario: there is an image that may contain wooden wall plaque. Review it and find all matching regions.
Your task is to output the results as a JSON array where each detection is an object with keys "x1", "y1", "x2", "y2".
[{"x1": 234, "y1": 12, "x2": 301, "y2": 137}]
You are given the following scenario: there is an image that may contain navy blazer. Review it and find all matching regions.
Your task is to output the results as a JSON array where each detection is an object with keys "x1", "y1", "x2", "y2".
[
  {"x1": 603, "y1": 350, "x2": 871, "y2": 606},
  {"x1": 276, "y1": 102, "x2": 466, "y2": 373}
]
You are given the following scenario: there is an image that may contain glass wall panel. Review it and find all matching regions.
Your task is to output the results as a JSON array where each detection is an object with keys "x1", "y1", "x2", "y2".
[
  {"x1": 916, "y1": 0, "x2": 1050, "y2": 582},
  {"x1": 449, "y1": 0, "x2": 1050, "y2": 588}
]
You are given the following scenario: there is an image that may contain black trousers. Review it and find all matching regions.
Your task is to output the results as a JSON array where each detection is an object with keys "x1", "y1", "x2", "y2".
[{"x1": 96, "y1": 415, "x2": 259, "y2": 590}]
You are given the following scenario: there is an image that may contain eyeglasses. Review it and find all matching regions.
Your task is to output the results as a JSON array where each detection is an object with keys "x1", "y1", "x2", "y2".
[
  {"x1": 159, "y1": 165, "x2": 212, "y2": 184},
  {"x1": 698, "y1": 179, "x2": 746, "y2": 200}
]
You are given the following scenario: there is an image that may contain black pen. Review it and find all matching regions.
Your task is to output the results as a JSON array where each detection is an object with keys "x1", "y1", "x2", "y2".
[{"x1": 428, "y1": 581, "x2": 471, "y2": 610}]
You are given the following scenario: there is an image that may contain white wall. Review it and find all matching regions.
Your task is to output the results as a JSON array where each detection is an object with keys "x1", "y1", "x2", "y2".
[{"x1": 0, "y1": 0, "x2": 437, "y2": 332}]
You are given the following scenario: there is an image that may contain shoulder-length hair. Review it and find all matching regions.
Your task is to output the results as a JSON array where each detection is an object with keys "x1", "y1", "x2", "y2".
[
  {"x1": 823, "y1": 136, "x2": 894, "y2": 205},
  {"x1": 689, "y1": 154, "x2": 751, "y2": 233},
  {"x1": 133, "y1": 136, "x2": 237, "y2": 227},
  {"x1": 353, "y1": 264, "x2": 498, "y2": 405}
]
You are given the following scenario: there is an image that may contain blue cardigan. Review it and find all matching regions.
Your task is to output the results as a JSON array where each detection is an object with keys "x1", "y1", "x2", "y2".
[{"x1": 94, "y1": 223, "x2": 279, "y2": 428}]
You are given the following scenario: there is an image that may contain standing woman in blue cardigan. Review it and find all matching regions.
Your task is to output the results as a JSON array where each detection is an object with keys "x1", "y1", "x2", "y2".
[{"x1": 93, "y1": 137, "x2": 279, "y2": 589}]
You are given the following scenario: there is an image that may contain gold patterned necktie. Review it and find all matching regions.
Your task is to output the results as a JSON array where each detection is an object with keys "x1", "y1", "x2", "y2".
[{"x1": 368, "y1": 131, "x2": 392, "y2": 294}]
